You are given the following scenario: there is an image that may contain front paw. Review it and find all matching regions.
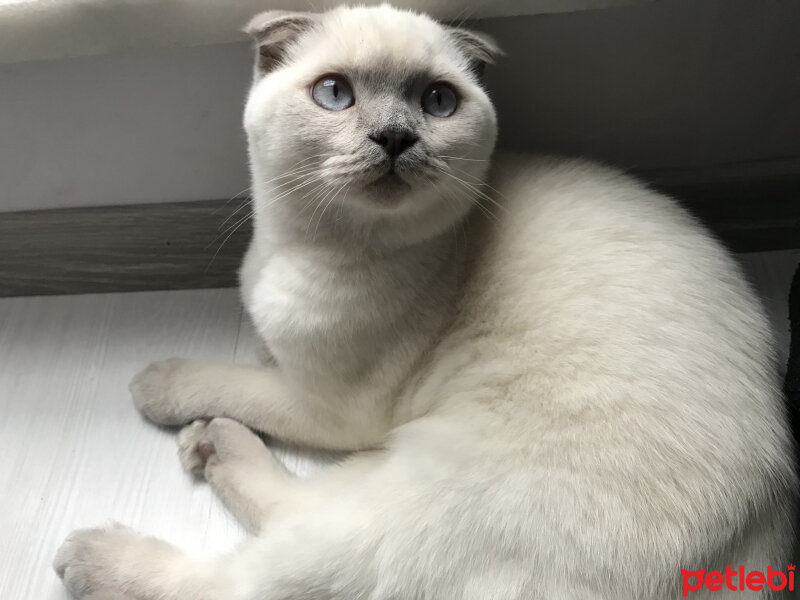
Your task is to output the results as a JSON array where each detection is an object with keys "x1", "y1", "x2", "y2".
[
  {"x1": 53, "y1": 524, "x2": 142, "y2": 598},
  {"x1": 130, "y1": 358, "x2": 194, "y2": 426}
]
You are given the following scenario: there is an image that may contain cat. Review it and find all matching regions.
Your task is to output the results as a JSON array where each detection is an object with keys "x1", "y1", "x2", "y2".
[{"x1": 54, "y1": 5, "x2": 797, "y2": 599}]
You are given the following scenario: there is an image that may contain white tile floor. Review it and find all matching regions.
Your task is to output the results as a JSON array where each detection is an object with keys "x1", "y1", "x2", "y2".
[{"x1": 1, "y1": 250, "x2": 798, "y2": 599}]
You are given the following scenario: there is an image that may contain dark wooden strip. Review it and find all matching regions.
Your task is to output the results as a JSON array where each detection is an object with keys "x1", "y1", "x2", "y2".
[
  {"x1": 639, "y1": 157, "x2": 800, "y2": 253},
  {"x1": 0, "y1": 199, "x2": 252, "y2": 297},
  {"x1": 0, "y1": 158, "x2": 798, "y2": 297}
]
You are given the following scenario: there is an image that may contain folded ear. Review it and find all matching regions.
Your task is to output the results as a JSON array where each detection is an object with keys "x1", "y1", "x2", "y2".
[
  {"x1": 446, "y1": 27, "x2": 504, "y2": 77},
  {"x1": 243, "y1": 11, "x2": 318, "y2": 74}
]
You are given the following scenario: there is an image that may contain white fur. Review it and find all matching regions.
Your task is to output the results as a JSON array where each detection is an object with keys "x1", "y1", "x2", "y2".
[{"x1": 57, "y1": 5, "x2": 796, "y2": 600}]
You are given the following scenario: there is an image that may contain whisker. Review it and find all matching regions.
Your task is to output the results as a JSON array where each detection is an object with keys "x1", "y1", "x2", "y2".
[
  {"x1": 426, "y1": 174, "x2": 469, "y2": 245},
  {"x1": 435, "y1": 168, "x2": 505, "y2": 207},
  {"x1": 449, "y1": 5, "x2": 479, "y2": 29},
  {"x1": 445, "y1": 164, "x2": 508, "y2": 201},
  {"x1": 207, "y1": 207, "x2": 256, "y2": 249},
  {"x1": 255, "y1": 158, "x2": 326, "y2": 190},
  {"x1": 435, "y1": 168, "x2": 504, "y2": 221},
  {"x1": 207, "y1": 155, "x2": 344, "y2": 260},
  {"x1": 299, "y1": 181, "x2": 333, "y2": 215},
  {"x1": 437, "y1": 155, "x2": 489, "y2": 162},
  {"x1": 313, "y1": 183, "x2": 347, "y2": 241},
  {"x1": 305, "y1": 183, "x2": 339, "y2": 239},
  {"x1": 277, "y1": 153, "x2": 333, "y2": 172},
  {"x1": 205, "y1": 210, "x2": 253, "y2": 272},
  {"x1": 215, "y1": 186, "x2": 252, "y2": 214},
  {"x1": 334, "y1": 183, "x2": 353, "y2": 223},
  {"x1": 218, "y1": 192, "x2": 257, "y2": 230},
  {"x1": 262, "y1": 176, "x2": 328, "y2": 210},
  {"x1": 263, "y1": 166, "x2": 324, "y2": 193}
]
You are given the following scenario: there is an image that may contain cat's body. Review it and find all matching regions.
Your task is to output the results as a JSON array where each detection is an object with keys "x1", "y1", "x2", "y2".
[
  {"x1": 241, "y1": 153, "x2": 795, "y2": 599},
  {"x1": 55, "y1": 5, "x2": 796, "y2": 600}
]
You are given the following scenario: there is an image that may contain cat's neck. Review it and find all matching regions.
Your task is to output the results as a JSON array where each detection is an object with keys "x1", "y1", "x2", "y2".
[
  {"x1": 254, "y1": 204, "x2": 468, "y2": 277},
  {"x1": 251, "y1": 191, "x2": 473, "y2": 270}
]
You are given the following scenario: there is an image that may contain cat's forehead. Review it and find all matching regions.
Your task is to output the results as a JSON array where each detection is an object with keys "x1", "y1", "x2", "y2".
[{"x1": 295, "y1": 6, "x2": 462, "y2": 77}]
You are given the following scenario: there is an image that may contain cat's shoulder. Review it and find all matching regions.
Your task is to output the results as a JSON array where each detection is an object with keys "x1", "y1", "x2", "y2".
[
  {"x1": 491, "y1": 152, "x2": 626, "y2": 181},
  {"x1": 490, "y1": 153, "x2": 654, "y2": 202},
  {"x1": 488, "y1": 152, "x2": 691, "y2": 230}
]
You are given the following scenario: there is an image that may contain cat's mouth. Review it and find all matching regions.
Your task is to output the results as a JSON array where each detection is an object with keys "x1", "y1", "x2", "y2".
[
  {"x1": 372, "y1": 154, "x2": 433, "y2": 183},
  {"x1": 366, "y1": 171, "x2": 412, "y2": 197},
  {"x1": 358, "y1": 161, "x2": 417, "y2": 196},
  {"x1": 319, "y1": 153, "x2": 433, "y2": 204}
]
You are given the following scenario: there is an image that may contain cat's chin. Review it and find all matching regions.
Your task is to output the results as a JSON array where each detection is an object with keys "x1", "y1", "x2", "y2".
[
  {"x1": 369, "y1": 172, "x2": 411, "y2": 192},
  {"x1": 359, "y1": 172, "x2": 414, "y2": 207}
]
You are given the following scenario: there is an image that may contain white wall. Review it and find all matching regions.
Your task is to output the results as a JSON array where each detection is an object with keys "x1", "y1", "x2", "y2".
[
  {"x1": 0, "y1": 0, "x2": 798, "y2": 212},
  {"x1": 0, "y1": 42, "x2": 252, "y2": 212}
]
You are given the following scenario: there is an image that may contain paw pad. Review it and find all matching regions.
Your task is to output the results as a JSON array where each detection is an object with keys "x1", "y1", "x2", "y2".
[{"x1": 196, "y1": 440, "x2": 217, "y2": 461}]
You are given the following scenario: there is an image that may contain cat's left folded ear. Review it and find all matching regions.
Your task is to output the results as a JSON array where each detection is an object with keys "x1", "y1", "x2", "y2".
[{"x1": 244, "y1": 11, "x2": 318, "y2": 74}]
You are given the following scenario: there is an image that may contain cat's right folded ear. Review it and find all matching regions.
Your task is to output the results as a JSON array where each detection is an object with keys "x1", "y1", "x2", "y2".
[
  {"x1": 446, "y1": 27, "x2": 504, "y2": 78},
  {"x1": 243, "y1": 11, "x2": 318, "y2": 74}
]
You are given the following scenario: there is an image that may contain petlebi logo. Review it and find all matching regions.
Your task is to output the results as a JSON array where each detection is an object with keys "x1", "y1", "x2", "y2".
[{"x1": 681, "y1": 565, "x2": 795, "y2": 596}]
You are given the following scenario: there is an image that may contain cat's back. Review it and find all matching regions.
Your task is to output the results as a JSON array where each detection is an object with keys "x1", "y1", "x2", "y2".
[
  {"x1": 478, "y1": 153, "x2": 742, "y2": 307},
  {"x1": 394, "y1": 155, "x2": 795, "y2": 594},
  {"x1": 470, "y1": 153, "x2": 770, "y2": 362},
  {"x1": 448, "y1": 153, "x2": 790, "y2": 462}
]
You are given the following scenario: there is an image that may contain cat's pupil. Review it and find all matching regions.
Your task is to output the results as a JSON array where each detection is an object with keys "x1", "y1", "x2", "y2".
[{"x1": 332, "y1": 83, "x2": 339, "y2": 97}]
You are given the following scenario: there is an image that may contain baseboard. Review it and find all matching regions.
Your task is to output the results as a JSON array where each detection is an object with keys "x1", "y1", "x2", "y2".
[
  {"x1": 642, "y1": 156, "x2": 800, "y2": 253},
  {"x1": 1, "y1": 157, "x2": 798, "y2": 297},
  {"x1": 0, "y1": 199, "x2": 251, "y2": 297}
]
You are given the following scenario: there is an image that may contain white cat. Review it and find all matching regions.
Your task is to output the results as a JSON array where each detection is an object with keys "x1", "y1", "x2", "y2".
[{"x1": 54, "y1": 5, "x2": 796, "y2": 599}]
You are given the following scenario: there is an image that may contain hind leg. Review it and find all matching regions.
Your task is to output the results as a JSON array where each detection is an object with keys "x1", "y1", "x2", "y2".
[
  {"x1": 54, "y1": 523, "x2": 235, "y2": 600},
  {"x1": 53, "y1": 464, "x2": 382, "y2": 600},
  {"x1": 53, "y1": 417, "x2": 304, "y2": 600},
  {"x1": 53, "y1": 519, "x2": 372, "y2": 600}
]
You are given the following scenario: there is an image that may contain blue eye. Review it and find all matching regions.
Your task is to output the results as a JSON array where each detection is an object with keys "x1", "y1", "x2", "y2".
[
  {"x1": 422, "y1": 82, "x2": 457, "y2": 117},
  {"x1": 311, "y1": 75, "x2": 355, "y2": 111}
]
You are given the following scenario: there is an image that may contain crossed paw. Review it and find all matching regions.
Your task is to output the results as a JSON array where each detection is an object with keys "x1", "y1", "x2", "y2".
[{"x1": 178, "y1": 417, "x2": 274, "y2": 478}]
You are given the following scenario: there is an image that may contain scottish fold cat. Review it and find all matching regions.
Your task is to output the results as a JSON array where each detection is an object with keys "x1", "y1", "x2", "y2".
[{"x1": 55, "y1": 5, "x2": 796, "y2": 599}]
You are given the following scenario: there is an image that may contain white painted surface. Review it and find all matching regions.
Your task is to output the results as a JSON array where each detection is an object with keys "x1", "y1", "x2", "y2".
[
  {"x1": 0, "y1": 251, "x2": 798, "y2": 599},
  {"x1": 0, "y1": 0, "x2": 798, "y2": 213},
  {"x1": 0, "y1": 287, "x2": 339, "y2": 600},
  {"x1": 0, "y1": 289, "x2": 246, "y2": 599}
]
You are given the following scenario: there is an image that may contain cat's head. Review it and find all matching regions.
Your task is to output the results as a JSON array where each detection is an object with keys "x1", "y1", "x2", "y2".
[{"x1": 243, "y1": 5, "x2": 501, "y2": 244}]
